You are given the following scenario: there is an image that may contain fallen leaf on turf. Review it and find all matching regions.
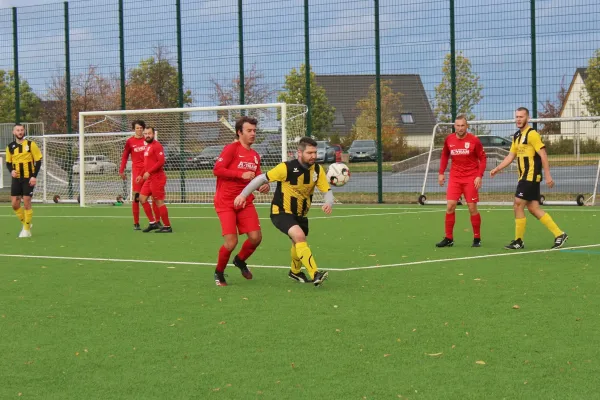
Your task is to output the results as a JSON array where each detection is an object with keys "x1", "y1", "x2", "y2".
[
  {"x1": 524, "y1": 381, "x2": 528, "y2": 384},
  {"x1": 513, "y1": 305, "x2": 520, "y2": 309},
  {"x1": 75, "y1": 352, "x2": 79, "y2": 356},
  {"x1": 167, "y1": 267, "x2": 175, "y2": 269},
  {"x1": 475, "y1": 360, "x2": 486, "y2": 365},
  {"x1": 291, "y1": 363, "x2": 295, "y2": 368},
  {"x1": 169, "y1": 324, "x2": 175, "y2": 327},
  {"x1": 458, "y1": 273, "x2": 464, "y2": 276},
  {"x1": 18, "y1": 393, "x2": 22, "y2": 397},
  {"x1": 242, "y1": 297, "x2": 248, "y2": 300},
  {"x1": 452, "y1": 345, "x2": 456, "y2": 349},
  {"x1": 412, "y1": 328, "x2": 417, "y2": 332},
  {"x1": 369, "y1": 254, "x2": 376, "y2": 256},
  {"x1": 335, "y1": 329, "x2": 341, "y2": 332},
  {"x1": 427, "y1": 352, "x2": 443, "y2": 356},
  {"x1": 384, "y1": 354, "x2": 391, "y2": 357},
  {"x1": 334, "y1": 305, "x2": 338, "y2": 308},
  {"x1": 466, "y1": 332, "x2": 469, "y2": 336},
  {"x1": 218, "y1": 321, "x2": 226, "y2": 325},
  {"x1": 24, "y1": 361, "x2": 34, "y2": 365},
  {"x1": 213, "y1": 388, "x2": 220, "y2": 392},
  {"x1": 474, "y1": 278, "x2": 481, "y2": 281},
  {"x1": 41, "y1": 266, "x2": 47, "y2": 269},
  {"x1": 218, "y1": 298, "x2": 222, "y2": 302},
  {"x1": 397, "y1": 338, "x2": 401, "y2": 342}
]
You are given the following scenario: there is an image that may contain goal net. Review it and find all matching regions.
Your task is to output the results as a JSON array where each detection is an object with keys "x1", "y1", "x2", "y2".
[
  {"x1": 418, "y1": 117, "x2": 600, "y2": 206},
  {"x1": 37, "y1": 103, "x2": 309, "y2": 205}
]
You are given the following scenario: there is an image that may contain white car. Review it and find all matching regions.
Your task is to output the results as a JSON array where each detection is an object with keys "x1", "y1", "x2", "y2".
[{"x1": 73, "y1": 155, "x2": 118, "y2": 175}]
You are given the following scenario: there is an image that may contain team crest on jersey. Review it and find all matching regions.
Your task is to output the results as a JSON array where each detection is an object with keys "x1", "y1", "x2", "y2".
[
  {"x1": 313, "y1": 171, "x2": 318, "y2": 182},
  {"x1": 24, "y1": 145, "x2": 30, "y2": 151},
  {"x1": 464, "y1": 142, "x2": 470, "y2": 149}
]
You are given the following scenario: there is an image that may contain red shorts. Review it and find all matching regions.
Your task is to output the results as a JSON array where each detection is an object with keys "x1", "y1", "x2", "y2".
[
  {"x1": 140, "y1": 175, "x2": 167, "y2": 201},
  {"x1": 132, "y1": 168, "x2": 144, "y2": 193},
  {"x1": 216, "y1": 204, "x2": 261, "y2": 236},
  {"x1": 447, "y1": 176, "x2": 479, "y2": 203}
]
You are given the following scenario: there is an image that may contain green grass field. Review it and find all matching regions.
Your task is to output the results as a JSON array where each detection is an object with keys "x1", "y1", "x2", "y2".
[{"x1": 1, "y1": 203, "x2": 599, "y2": 399}]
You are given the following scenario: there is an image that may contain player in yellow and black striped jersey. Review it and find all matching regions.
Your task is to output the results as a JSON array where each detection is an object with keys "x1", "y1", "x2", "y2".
[
  {"x1": 491, "y1": 107, "x2": 568, "y2": 250},
  {"x1": 5, "y1": 124, "x2": 43, "y2": 238},
  {"x1": 234, "y1": 137, "x2": 334, "y2": 286}
]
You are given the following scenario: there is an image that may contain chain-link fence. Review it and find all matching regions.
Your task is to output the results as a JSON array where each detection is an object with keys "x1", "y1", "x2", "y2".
[{"x1": 1, "y1": 0, "x2": 599, "y2": 203}]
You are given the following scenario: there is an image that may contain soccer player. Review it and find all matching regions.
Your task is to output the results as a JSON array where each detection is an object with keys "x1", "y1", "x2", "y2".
[
  {"x1": 137, "y1": 126, "x2": 172, "y2": 233},
  {"x1": 119, "y1": 120, "x2": 160, "y2": 230},
  {"x1": 234, "y1": 137, "x2": 333, "y2": 287},
  {"x1": 490, "y1": 107, "x2": 568, "y2": 249},
  {"x1": 212, "y1": 116, "x2": 269, "y2": 287},
  {"x1": 436, "y1": 114, "x2": 487, "y2": 247},
  {"x1": 5, "y1": 124, "x2": 42, "y2": 238}
]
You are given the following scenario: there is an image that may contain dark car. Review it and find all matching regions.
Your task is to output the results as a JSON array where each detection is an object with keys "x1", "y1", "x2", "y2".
[
  {"x1": 253, "y1": 142, "x2": 289, "y2": 165},
  {"x1": 477, "y1": 135, "x2": 512, "y2": 149},
  {"x1": 163, "y1": 151, "x2": 196, "y2": 170},
  {"x1": 191, "y1": 145, "x2": 225, "y2": 169},
  {"x1": 348, "y1": 139, "x2": 377, "y2": 162},
  {"x1": 316, "y1": 141, "x2": 336, "y2": 163}
]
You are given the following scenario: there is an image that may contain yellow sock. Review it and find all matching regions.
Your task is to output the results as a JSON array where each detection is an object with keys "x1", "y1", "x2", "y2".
[
  {"x1": 15, "y1": 207, "x2": 25, "y2": 225},
  {"x1": 539, "y1": 213, "x2": 563, "y2": 237},
  {"x1": 24, "y1": 209, "x2": 33, "y2": 231},
  {"x1": 290, "y1": 245, "x2": 302, "y2": 274},
  {"x1": 295, "y1": 242, "x2": 318, "y2": 279},
  {"x1": 515, "y1": 217, "x2": 526, "y2": 240}
]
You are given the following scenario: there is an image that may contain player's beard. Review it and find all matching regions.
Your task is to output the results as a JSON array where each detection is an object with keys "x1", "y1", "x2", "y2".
[
  {"x1": 15, "y1": 133, "x2": 25, "y2": 142},
  {"x1": 145, "y1": 137, "x2": 154, "y2": 144},
  {"x1": 456, "y1": 132, "x2": 467, "y2": 139}
]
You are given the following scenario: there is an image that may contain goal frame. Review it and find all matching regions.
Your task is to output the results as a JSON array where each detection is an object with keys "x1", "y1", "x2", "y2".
[
  {"x1": 420, "y1": 116, "x2": 600, "y2": 207},
  {"x1": 78, "y1": 103, "x2": 298, "y2": 206}
]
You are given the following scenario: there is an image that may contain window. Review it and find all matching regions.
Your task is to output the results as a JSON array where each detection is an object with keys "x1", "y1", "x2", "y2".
[{"x1": 401, "y1": 113, "x2": 414, "y2": 124}]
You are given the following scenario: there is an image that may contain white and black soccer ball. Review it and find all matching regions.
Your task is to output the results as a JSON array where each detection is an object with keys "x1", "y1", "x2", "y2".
[{"x1": 326, "y1": 162, "x2": 350, "y2": 187}]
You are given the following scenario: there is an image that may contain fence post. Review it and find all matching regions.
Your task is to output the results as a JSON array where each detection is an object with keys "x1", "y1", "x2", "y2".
[
  {"x1": 12, "y1": 7, "x2": 20, "y2": 124},
  {"x1": 374, "y1": 0, "x2": 383, "y2": 203},
  {"x1": 238, "y1": 0, "x2": 245, "y2": 107},
  {"x1": 176, "y1": 0, "x2": 186, "y2": 202},
  {"x1": 304, "y1": 0, "x2": 311, "y2": 138},
  {"x1": 450, "y1": 0, "x2": 456, "y2": 120},
  {"x1": 64, "y1": 2, "x2": 74, "y2": 198},
  {"x1": 119, "y1": 0, "x2": 126, "y2": 111},
  {"x1": 530, "y1": 0, "x2": 538, "y2": 129}
]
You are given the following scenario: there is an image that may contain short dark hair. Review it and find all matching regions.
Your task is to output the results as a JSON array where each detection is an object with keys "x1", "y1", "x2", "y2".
[
  {"x1": 132, "y1": 120, "x2": 146, "y2": 130},
  {"x1": 298, "y1": 137, "x2": 317, "y2": 151},
  {"x1": 516, "y1": 107, "x2": 529, "y2": 116},
  {"x1": 144, "y1": 126, "x2": 156, "y2": 134},
  {"x1": 455, "y1": 114, "x2": 468, "y2": 122},
  {"x1": 235, "y1": 116, "x2": 258, "y2": 137},
  {"x1": 14, "y1": 123, "x2": 24, "y2": 128}
]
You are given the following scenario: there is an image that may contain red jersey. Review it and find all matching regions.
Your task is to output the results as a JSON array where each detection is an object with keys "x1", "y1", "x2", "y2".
[
  {"x1": 119, "y1": 136, "x2": 147, "y2": 174},
  {"x1": 143, "y1": 140, "x2": 166, "y2": 179},
  {"x1": 439, "y1": 133, "x2": 487, "y2": 179},
  {"x1": 213, "y1": 141, "x2": 262, "y2": 211}
]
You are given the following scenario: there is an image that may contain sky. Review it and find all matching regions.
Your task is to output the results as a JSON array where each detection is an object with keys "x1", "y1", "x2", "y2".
[{"x1": 1, "y1": 0, "x2": 599, "y2": 134}]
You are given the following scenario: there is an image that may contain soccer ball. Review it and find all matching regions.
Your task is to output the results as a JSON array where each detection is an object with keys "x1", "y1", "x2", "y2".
[{"x1": 327, "y1": 162, "x2": 350, "y2": 187}]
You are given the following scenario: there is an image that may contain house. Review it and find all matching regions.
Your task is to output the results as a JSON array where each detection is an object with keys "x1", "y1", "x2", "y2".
[
  {"x1": 314, "y1": 74, "x2": 436, "y2": 147},
  {"x1": 559, "y1": 67, "x2": 600, "y2": 142}
]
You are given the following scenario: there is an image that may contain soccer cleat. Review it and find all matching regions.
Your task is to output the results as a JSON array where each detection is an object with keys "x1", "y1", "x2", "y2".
[
  {"x1": 436, "y1": 237, "x2": 454, "y2": 247},
  {"x1": 214, "y1": 271, "x2": 228, "y2": 287},
  {"x1": 157, "y1": 221, "x2": 163, "y2": 228},
  {"x1": 133, "y1": 223, "x2": 141, "y2": 231},
  {"x1": 155, "y1": 226, "x2": 173, "y2": 233},
  {"x1": 233, "y1": 255, "x2": 253, "y2": 279},
  {"x1": 551, "y1": 232, "x2": 568, "y2": 249},
  {"x1": 18, "y1": 229, "x2": 32, "y2": 238},
  {"x1": 142, "y1": 222, "x2": 160, "y2": 232},
  {"x1": 313, "y1": 270, "x2": 329, "y2": 287},
  {"x1": 504, "y1": 238, "x2": 525, "y2": 250},
  {"x1": 288, "y1": 270, "x2": 312, "y2": 283},
  {"x1": 472, "y1": 238, "x2": 482, "y2": 247}
]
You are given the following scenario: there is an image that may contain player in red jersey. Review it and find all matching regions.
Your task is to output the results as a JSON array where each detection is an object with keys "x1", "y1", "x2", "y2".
[
  {"x1": 119, "y1": 120, "x2": 160, "y2": 230},
  {"x1": 137, "y1": 126, "x2": 172, "y2": 233},
  {"x1": 436, "y1": 114, "x2": 487, "y2": 247},
  {"x1": 212, "y1": 116, "x2": 270, "y2": 287}
]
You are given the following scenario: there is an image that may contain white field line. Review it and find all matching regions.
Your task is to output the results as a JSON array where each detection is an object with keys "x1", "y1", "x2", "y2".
[{"x1": 0, "y1": 243, "x2": 597, "y2": 271}]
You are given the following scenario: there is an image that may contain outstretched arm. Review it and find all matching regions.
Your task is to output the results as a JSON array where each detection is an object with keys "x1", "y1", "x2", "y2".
[{"x1": 490, "y1": 153, "x2": 516, "y2": 177}]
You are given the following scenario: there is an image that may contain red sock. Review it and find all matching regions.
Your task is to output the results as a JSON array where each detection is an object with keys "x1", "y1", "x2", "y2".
[
  {"x1": 445, "y1": 212, "x2": 455, "y2": 239},
  {"x1": 141, "y1": 202, "x2": 155, "y2": 222},
  {"x1": 159, "y1": 205, "x2": 171, "y2": 227},
  {"x1": 132, "y1": 201, "x2": 140, "y2": 224},
  {"x1": 216, "y1": 246, "x2": 233, "y2": 273},
  {"x1": 237, "y1": 239, "x2": 258, "y2": 261},
  {"x1": 152, "y1": 201, "x2": 160, "y2": 223},
  {"x1": 471, "y1": 213, "x2": 481, "y2": 239}
]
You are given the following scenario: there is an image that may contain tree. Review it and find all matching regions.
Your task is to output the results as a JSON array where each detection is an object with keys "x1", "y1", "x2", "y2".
[
  {"x1": 538, "y1": 76, "x2": 568, "y2": 136},
  {"x1": 277, "y1": 64, "x2": 335, "y2": 139},
  {"x1": 349, "y1": 80, "x2": 408, "y2": 160},
  {"x1": 0, "y1": 70, "x2": 42, "y2": 123},
  {"x1": 434, "y1": 52, "x2": 485, "y2": 135},
  {"x1": 211, "y1": 64, "x2": 275, "y2": 107},
  {"x1": 584, "y1": 49, "x2": 600, "y2": 117},
  {"x1": 129, "y1": 45, "x2": 192, "y2": 108}
]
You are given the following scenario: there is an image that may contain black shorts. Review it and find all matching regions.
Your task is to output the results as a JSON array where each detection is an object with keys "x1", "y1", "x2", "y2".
[
  {"x1": 270, "y1": 213, "x2": 309, "y2": 237},
  {"x1": 11, "y1": 178, "x2": 35, "y2": 197},
  {"x1": 515, "y1": 180, "x2": 541, "y2": 202}
]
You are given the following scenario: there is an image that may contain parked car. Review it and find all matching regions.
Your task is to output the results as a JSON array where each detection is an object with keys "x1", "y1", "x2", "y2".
[
  {"x1": 163, "y1": 152, "x2": 196, "y2": 170},
  {"x1": 191, "y1": 145, "x2": 225, "y2": 169},
  {"x1": 73, "y1": 155, "x2": 118, "y2": 174},
  {"x1": 348, "y1": 140, "x2": 377, "y2": 162},
  {"x1": 331, "y1": 144, "x2": 343, "y2": 162},
  {"x1": 316, "y1": 141, "x2": 336, "y2": 163},
  {"x1": 253, "y1": 142, "x2": 294, "y2": 165},
  {"x1": 477, "y1": 135, "x2": 512, "y2": 149}
]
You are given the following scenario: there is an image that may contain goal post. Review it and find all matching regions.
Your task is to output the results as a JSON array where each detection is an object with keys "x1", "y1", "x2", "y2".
[
  {"x1": 419, "y1": 116, "x2": 600, "y2": 206},
  {"x1": 65, "y1": 103, "x2": 308, "y2": 206}
]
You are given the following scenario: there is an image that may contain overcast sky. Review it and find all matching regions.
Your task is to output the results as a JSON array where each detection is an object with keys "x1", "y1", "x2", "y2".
[{"x1": 0, "y1": 0, "x2": 62, "y2": 7}]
